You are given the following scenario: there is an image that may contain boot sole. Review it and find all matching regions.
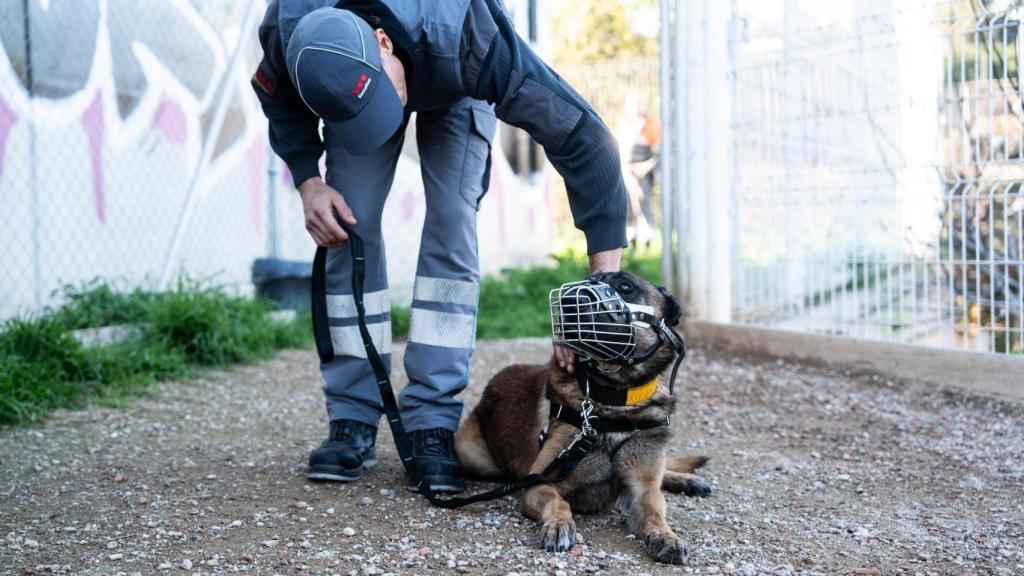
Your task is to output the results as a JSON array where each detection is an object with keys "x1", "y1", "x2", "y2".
[
  {"x1": 405, "y1": 480, "x2": 465, "y2": 494},
  {"x1": 306, "y1": 457, "x2": 377, "y2": 482}
]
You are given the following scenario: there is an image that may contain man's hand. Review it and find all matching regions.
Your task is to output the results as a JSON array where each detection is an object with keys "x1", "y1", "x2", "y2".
[
  {"x1": 554, "y1": 344, "x2": 577, "y2": 374},
  {"x1": 298, "y1": 177, "x2": 357, "y2": 247},
  {"x1": 554, "y1": 247, "x2": 624, "y2": 374}
]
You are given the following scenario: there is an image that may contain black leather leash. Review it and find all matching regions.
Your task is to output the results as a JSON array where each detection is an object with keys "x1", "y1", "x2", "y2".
[{"x1": 311, "y1": 223, "x2": 600, "y2": 509}]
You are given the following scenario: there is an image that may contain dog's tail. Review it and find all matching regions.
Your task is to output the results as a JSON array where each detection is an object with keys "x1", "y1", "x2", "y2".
[{"x1": 665, "y1": 455, "x2": 709, "y2": 474}]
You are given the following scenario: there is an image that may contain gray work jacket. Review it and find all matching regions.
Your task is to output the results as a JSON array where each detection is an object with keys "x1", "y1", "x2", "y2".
[{"x1": 253, "y1": 0, "x2": 627, "y2": 253}]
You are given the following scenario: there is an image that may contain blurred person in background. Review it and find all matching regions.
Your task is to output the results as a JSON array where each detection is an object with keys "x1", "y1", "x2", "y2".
[
  {"x1": 616, "y1": 90, "x2": 659, "y2": 249},
  {"x1": 251, "y1": 0, "x2": 628, "y2": 493}
]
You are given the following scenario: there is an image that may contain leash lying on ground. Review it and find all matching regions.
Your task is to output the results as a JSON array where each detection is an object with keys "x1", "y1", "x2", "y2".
[{"x1": 311, "y1": 223, "x2": 599, "y2": 509}]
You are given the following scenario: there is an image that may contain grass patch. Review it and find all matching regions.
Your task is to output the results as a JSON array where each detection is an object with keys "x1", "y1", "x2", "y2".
[
  {"x1": 391, "y1": 250, "x2": 663, "y2": 341},
  {"x1": 4, "y1": 250, "x2": 661, "y2": 424},
  {"x1": 391, "y1": 305, "x2": 411, "y2": 340},
  {"x1": 0, "y1": 279, "x2": 310, "y2": 426}
]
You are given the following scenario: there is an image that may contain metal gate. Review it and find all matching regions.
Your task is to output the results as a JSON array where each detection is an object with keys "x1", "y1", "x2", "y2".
[{"x1": 661, "y1": 0, "x2": 1024, "y2": 355}]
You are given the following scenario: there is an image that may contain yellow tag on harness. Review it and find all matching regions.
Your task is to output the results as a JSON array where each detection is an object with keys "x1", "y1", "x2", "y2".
[{"x1": 625, "y1": 377, "x2": 659, "y2": 405}]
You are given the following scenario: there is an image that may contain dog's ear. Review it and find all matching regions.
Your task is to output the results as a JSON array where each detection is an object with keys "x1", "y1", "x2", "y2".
[{"x1": 657, "y1": 286, "x2": 682, "y2": 326}]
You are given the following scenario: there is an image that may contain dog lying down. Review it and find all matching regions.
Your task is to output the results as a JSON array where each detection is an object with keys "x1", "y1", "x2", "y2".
[{"x1": 454, "y1": 271, "x2": 711, "y2": 564}]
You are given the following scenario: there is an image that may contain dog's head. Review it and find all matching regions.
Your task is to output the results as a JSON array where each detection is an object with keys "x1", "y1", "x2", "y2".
[{"x1": 574, "y1": 270, "x2": 682, "y2": 381}]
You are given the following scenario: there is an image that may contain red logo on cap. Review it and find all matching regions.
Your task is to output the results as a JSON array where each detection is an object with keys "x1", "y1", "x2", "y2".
[{"x1": 352, "y1": 74, "x2": 368, "y2": 96}]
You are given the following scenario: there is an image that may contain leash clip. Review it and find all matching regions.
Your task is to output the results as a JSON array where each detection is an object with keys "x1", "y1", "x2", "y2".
[
  {"x1": 557, "y1": 397, "x2": 598, "y2": 461},
  {"x1": 579, "y1": 397, "x2": 596, "y2": 438}
]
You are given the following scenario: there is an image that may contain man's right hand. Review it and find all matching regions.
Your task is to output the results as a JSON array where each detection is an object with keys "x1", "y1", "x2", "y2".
[
  {"x1": 554, "y1": 344, "x2": 576, "y2": 375},
  {"x1": 297, "y1": 177, "x2": 357, "y2": 247}
]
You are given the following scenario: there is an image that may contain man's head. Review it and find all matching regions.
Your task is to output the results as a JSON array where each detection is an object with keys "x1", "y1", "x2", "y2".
[{"x1": 285, "y1": 8, "x2": 407, "y2": 155}]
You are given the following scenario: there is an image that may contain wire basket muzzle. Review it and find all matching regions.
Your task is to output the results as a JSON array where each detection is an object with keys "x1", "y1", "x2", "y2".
[{"x1": 550, "y1": 280, "x2": 637, "y2": 361}]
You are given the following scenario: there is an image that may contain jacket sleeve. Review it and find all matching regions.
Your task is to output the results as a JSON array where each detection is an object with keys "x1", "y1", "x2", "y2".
[
  {"x1": 251, "y1": 1, "x2": 323, "y2": 188},
  {"x1": 460, "y1": 0, "x2": 628, "y2": 254}
]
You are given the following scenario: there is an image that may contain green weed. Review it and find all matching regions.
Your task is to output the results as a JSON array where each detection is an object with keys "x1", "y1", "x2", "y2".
[{"x1": 0, "y1": 280, "x2": 309, "y2": 426}]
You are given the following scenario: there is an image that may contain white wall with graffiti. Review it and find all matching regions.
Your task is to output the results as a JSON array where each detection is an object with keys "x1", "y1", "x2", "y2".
[{"x1": 0, "y1": 0, "x2": 554, "y2": 319}]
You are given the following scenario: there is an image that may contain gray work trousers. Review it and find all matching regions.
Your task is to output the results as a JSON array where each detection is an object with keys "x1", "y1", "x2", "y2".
[{"x1": 319, "y1": 98, "x2": 497, "y2": 433}]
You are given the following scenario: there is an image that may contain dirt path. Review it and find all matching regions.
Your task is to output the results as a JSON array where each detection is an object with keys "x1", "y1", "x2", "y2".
[{"x1": 1, "y1": 340, "x2": 1022, "y2": 576}]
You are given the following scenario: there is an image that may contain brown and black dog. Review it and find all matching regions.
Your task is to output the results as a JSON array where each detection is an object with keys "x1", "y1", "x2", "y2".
[{"x1": 454, "y1": 271, "x2": 710, "y2": 564}]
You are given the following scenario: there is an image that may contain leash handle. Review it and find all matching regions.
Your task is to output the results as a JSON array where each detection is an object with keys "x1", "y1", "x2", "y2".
[{"x1": 311, "y1": 221, "x2": 597, "y2": 509}]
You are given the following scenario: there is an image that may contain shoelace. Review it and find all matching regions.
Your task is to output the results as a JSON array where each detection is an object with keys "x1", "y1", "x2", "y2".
[
  {"x1": 329, "y1": 421, "x2": 367, "y2": 444},
  {"x1": 416, "y1": 430, "x2": 452, "y2": 458}
]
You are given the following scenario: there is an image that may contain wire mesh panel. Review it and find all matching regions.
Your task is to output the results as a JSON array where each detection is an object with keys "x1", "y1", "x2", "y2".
[
  {"x1": 0, "y1": 1, "x2": 550, "y2": 319},
  {"x1": 728, "y1": 0, "x2": 1023, "y2": 354},
  {"x1": 0, "y1": 0, "x2": 281, "y2": 318}
]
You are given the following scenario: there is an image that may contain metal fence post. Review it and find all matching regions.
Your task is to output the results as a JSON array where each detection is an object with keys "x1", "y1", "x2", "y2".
[
  {"x1": 23, "y1": 0, "x2": 42, "y2": 310},
  {"x1": 157, "y1": 0, "x2": 261, "y2": 290},
  {"x1": 705, "y1": 0, "x2": 732, "y2": 322},
  {"x1": 682, "y1": 0, "x2": 708, "y2": 320},
  {"x1": 267, "y1": 145, "x2": 281, "y2": 260},
  {"x1": 659, "y1": 0, "x2": 674, "y2": 294}
]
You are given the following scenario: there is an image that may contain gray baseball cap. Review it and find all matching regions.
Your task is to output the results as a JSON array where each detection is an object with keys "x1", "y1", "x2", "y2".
[{"x1": 285, "y1": 7, "x2": 404, "y2": 156}]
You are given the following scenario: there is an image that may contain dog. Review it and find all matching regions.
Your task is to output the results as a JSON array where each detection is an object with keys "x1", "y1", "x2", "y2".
[{"x1": 454, "y1": 271, "x2": 710, "y2": 563}]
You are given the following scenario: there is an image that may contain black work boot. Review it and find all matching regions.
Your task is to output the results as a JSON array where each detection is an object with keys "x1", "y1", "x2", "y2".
[
  {"x1": 405, "y1": 428, "x2": 465, "y2": 494},
  {"x1": 306, "y1": 419, "x2": 378, "y2": 482}
]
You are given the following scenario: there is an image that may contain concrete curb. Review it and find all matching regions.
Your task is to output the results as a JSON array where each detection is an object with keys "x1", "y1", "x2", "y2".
[{"x1": 684, "y1": 320, "x2": 1024, "y2": 400}]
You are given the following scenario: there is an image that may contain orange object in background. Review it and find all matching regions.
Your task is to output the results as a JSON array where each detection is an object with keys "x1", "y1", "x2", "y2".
[{"x1": 641, "y1": 115, "x2": 661, "y2": 147}]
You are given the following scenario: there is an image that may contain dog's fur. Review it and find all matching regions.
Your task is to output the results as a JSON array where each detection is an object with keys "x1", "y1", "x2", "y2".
[{"x1": 455, "y1": 271, "x2": 710, "y2": 563}]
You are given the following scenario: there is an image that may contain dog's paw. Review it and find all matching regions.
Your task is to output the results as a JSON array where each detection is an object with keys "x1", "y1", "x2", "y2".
[
  {"x1": 645, "y1": 531, "x2": 687, "y2": 564},
  {"x1": 663, "y1": 473, "x2": 713, "y2": 498},
  {"x1": 681, "y1": 476, "x2": 713, "y2": 498},
  {"x1": 540, "y1": 518, "x2": 577, "y2": 552}
]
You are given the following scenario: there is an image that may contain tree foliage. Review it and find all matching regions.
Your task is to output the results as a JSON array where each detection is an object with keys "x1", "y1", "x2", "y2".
[{"x1": 552, "y1": 0, "x2": 658, "y2": 65}]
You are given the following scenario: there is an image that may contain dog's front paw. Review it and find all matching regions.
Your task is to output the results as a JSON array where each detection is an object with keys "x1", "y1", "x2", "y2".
[
  {"x1": 540, "y1": 518, "x2": 577, "y2": 552},
  {"x1": 645, "y1": 531, "x2": 687, "y2": 564}
]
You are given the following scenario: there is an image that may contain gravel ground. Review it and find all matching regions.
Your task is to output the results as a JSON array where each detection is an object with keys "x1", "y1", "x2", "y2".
[{"x1": 1, "y1": 339, "x2": 1023, "y2": 576}]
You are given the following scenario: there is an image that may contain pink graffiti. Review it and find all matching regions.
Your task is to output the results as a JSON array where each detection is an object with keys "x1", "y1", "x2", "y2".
[
  {"x1": 247, "y1": 140, "x2": 265, "y2": 232},
  {"x1": 277, "y1": 154, "x2": 326, "y2": 188},
  {"x1": 152, "y1": 95, "x2": 187, "y2": 144},
  {"x1": 0, "y1": 96, "x2": 16, "y2": 179},
  {"x1": 401, "y1": 188, "x2": 417, "y2": 221},
  {"x1": 81, "y1": 92, "x2": 105, "y2": 223},
  {"x1": 281, "y1": 162, "x2": 292, "y2": 187}
]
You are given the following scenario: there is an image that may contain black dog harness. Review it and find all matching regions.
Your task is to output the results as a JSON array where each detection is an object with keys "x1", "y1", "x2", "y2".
[
  {"x1": 543, "y1": 401, "x2": 669, "y2": 438},
  {"x1": 538, "y1": 364, "x2": 675, "y2": 448},
  {"x1": 312, "y1": 224, "x2": 683, "y2": 509}
]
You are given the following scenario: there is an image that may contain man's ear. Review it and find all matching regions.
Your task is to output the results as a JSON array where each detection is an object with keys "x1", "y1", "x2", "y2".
[
  {"x1": 657, "y1": 286, "x2": 682, "y2": 326},
  {"x1": 375, "y1": 28, "x2": 392, "y2": 54}
]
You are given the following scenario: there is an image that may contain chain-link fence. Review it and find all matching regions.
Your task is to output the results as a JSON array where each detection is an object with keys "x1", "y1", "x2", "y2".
[
  {"x1": 662, "y1": 0, "x2": 1024, "y2": 355},
  {"x1": 0, "y1": 1, "x2": 552, "y2": 320},
  {"x1": 0, "y1": 1, "x2": 286, "y2": 319}
]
